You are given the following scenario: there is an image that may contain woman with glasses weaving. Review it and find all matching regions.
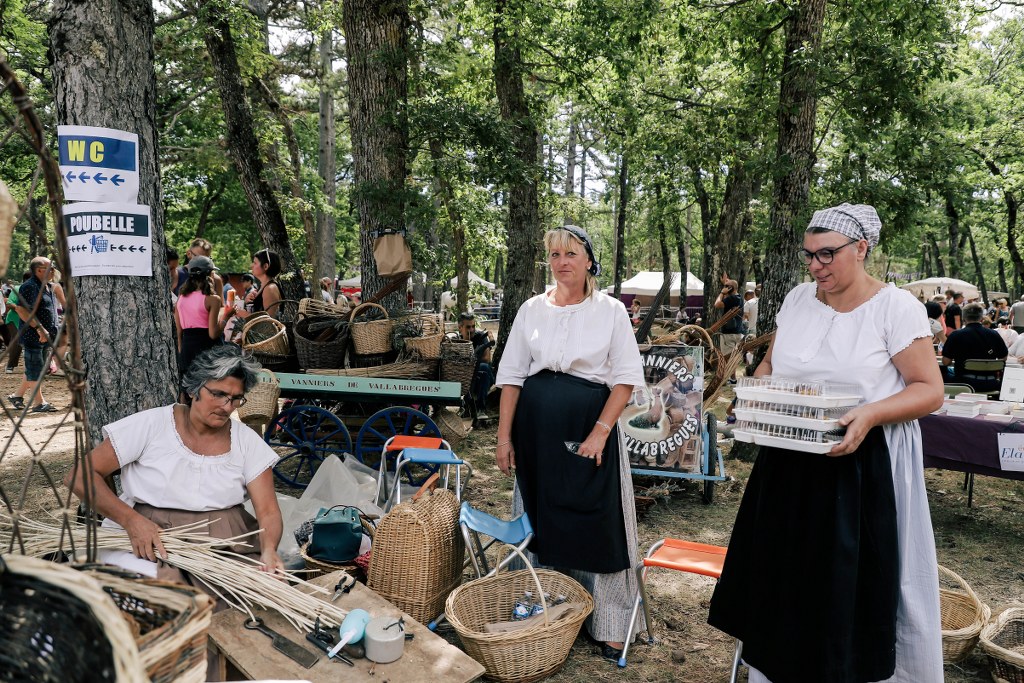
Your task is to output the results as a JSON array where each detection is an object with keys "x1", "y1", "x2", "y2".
[
  {"x1": 708, "y1": 204, "x2": 945, "y2": 683},
  {"x1": 66, "y1": 345, "x2": 284, "y2": 587}
]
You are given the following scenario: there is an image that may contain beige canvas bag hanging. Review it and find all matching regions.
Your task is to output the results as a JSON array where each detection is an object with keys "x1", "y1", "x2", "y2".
[{"x1": 373, "y1": 230, "x2": 412, "y2": 278}]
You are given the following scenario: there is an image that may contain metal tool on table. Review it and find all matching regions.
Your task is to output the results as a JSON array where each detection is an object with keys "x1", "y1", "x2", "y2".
[
  {"x1": 305, "y1": 616, "x2": 355, "y2": 666},
  {"x1": 364, "y1": 615, "x2": 407, "y2": 664},
  {"x1": 331, "y1": 572, "x2": 358, "y2": 602},
  {"x1": 243, "y1": 617, "x2": 320, "y2": 669}
]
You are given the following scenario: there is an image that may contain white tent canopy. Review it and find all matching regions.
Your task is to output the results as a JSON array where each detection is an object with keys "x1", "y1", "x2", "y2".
[
  {"x1": 450, "y1": 269, "x2": 495, "y2": 291},
  {"x1": 337, "y1": 275, "x2": 362, "y2": 288},
  {"x1": 900, "y1": 277, "x2": 979, "y2": 301},
  {"x1": 614, "y1": 271, "x2": 705, "y2": 297}
]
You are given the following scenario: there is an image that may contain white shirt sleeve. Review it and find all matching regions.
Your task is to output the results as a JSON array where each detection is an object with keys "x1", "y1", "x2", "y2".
[
  {"x1": 235, "y1": 421, "x2": 280, "y2": 485},
  {"x1": 495, "y1": 301, "x2": 532, "y2": 388},
  {"x1": 885, "y1": 290, "x2": 932, "y2": 357},
  {"x1": 102, "y1": 406, "x2": 168, "y2": 468}
]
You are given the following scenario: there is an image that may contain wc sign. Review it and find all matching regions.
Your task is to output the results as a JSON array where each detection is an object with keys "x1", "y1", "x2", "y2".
[{"x1": 57, "y1": 125, "x2": 139, "y2": 203}]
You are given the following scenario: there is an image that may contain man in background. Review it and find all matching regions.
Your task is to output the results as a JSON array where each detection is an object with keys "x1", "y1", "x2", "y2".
[
  {"x1": 743, "y1": 285, "x2": 759, "y2": 337},
  {"x1": 458, "y1": 312, "x2": 494, "y2": 414},
  {"x1": 942, "y1": 302, "x2": 1008, "y2": 393},
  {"x1": 714, "y1": 278, "x2": 744, "y2": 356},
  {"x1": 1010, "y1": 295, "x2": 1024, "y2": 334}
]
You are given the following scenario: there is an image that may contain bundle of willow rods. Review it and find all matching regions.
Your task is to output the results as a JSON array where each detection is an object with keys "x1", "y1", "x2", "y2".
[
  {"x1": 307, "y1": 357, "x2": 436, "y2": 379},
  {"x1": 2, "y1": 513, "x2": 348, "y2": 633}
]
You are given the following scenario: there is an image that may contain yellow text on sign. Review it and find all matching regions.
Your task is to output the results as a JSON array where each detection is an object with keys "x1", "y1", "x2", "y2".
[{"x1": 66, "y1": 140, "x2": 105, "y2": 163}]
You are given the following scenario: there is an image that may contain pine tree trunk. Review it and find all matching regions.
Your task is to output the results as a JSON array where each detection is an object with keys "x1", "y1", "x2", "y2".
[
  {"x1": 756, "y1": 0, "x2": 827, "y2": 340},
  {"x1": 429, "y1": 139, "x2": 469, "y2": 313},
  {"x1": 945, "y1": 194, "x2": 962, "y2": 279},
  {"x1": 491, "y1": 0, "x2": 541, "y2": 371},
  {"x1": 564, "y1": 110, "x2": 576, "y2": 225},
  {"x1": 612, "y1": 154, "x2": 628, "y2": 298},
  {"x1": 343, "y1": 0, "x2": 409, "y2": 312},
  {"x1": 927, "y1": 233, "x2": 946, "y2": 277},
  {"x1": 200, "y1": 3, "x2": 305, "y2": 303},
  {"x1": 317, "y1": 31, "x2": 338, "y2": 287},
  {"x1": 50, "y1": 0, "x2": 177, "y2": 445},
  {"x1": 967, "y1": 227, "x2": 987, "y2": 304}
]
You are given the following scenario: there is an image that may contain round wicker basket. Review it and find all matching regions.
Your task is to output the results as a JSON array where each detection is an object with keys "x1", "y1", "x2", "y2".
[
  {"x1": 440, "y1": 337, "x2": 475, "y2": 396},
  {"x1": 445, "y1": 563, "x2": 593, "y2": 683},
  {"x1": 242, "y1": 315, "x2": 290, "y2": 356},
  {"x1": 294, "y1": 316, "x2": 348, "y2": 370},
  {"x1": 980, "y1": 607, "x2": 1024, "y2": 683},
  {"x1": 939, "y1": 564, "x2": 989, "y2": 663},
  {"x1": 435, "y1": 408, "x2": 470, "y2": 447},
  {"x1": 405, "y1": 333, "x2": 444, "y2": 359},
  {"x1": 349, "y1": 302, "x2": 393, "y2": 355},
  {"x1": 237, "y1": 369, "x2": 280, "y2": 423}
]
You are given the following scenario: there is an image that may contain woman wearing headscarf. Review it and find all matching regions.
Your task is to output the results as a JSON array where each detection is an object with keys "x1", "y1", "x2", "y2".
[
  {"x1": 495, "y1": 225, "x2": 646, "y2": 660},
  {"x1": 708, "y1": 204, "x2": 945, "y2": 682}
]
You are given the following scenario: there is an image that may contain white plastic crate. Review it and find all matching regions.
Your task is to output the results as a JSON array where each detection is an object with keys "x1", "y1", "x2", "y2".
[
  {"x1": 733, "y1": 421, "x2": 844, "y2": 454},
  {"x1": 734, "y1": 376, "x2": 861, "y2": 409}
]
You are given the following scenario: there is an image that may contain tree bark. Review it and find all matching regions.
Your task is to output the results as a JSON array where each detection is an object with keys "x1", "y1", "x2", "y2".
[
  {"x1": 945, "y1": 194, "x2": 962, "y2": 278},
  {"x1": 756, "y1": 0, "x2": 827, "y2": 340},
  {"x1": 343, "y1": 0, "x2": 409, "y2": 311},
  {"x1": 317, "y1": 31, "x2": 338, "y2": 287},
  {"x1": 999, "y1": 258, "x2": 1008, "y2": 297},
  {"x1": 200, "y1": 2, "x2": 305, "y2": 302},
  {"x1": 612, "y1": 153, "x2": 628, "y2": 299},
  {"x1": 50, "y1": 0, "x2": 177, "y2": 445},
  {"x1": 692, "y1": 166, "x2": 716, "y2": 324},
  {"x1": 636, "y1": 182, "x2": 673, "y2": 343},
  {"x1": 429, "y1": 138, "x2": 469, "y2": 313},
  {"x1": 966, "y1": 226, "x2": 987, "y2": 304},
  {"x1": 927, "y1": 233, "x2": 946, "y2": 277},
  {"x1": 195, "y1": 178, "x2": 225, "y2": 238},
  {"x1": 564, "y1": 109, "x2": 576, "y2": 225},
  {"x1": 491, "y1": 0, "x2": 541, "y2": 371}
]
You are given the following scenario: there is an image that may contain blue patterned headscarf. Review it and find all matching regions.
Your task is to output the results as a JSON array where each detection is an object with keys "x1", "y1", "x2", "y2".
[
  {"x1": 806, "y1": 204, "x2": 881, "y2": 253},
  {"x1": 560, "y1": 225, "x2": 601, "y2": 276}
]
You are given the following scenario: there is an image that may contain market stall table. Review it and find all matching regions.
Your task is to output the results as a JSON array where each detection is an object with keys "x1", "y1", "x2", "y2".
[
  {"x1": 207, "y1": 571, "x2": 484, "y2": 682},
  {"x1": 919, "y1": 413, "x2": 1024, "y2": 507}
]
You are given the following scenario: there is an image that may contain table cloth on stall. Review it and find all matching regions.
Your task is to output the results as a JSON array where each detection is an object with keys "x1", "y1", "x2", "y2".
[{"x1": 920, "y1": 414, "x2": 1024, "y2": 481}]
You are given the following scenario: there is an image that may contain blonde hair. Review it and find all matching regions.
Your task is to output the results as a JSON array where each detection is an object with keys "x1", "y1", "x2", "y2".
[{"x1": 543, "y1": 228, "x2": 597, "y2": 298}]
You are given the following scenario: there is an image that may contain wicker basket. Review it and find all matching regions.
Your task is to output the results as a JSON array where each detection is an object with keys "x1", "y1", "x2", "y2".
[
  {"x1": 445, "y1": 561, "x2": 594, "y2": 683},
  {"x1": 0, "y1": 555, "x2": 149, "y2": 682},
  {"x1": 981, "y1": 607, "x2": 1024, "y2": 683},
  {"x1": 299, "y1": 297, "x2": 350, "y2": 318},
  {"x1": 294, "y1": 316, "x2": 348, "y2": 370},
  {"x1": 939, "y1": 564, "x2": 989, "y2": 663},
  {"x1": 80, "y1": 566, "x2": 214, "y2": 683},
  {"x1": 436, "y1": 408, "x2": 471, "y2": 447},
  {"x1": 367, "y1": 489, "x2": 463, "y2": 623},
  {"x1": 350, "y1": 302, "x2": 394, "y2": 355},
  {"x1": 242, "y1": 315, "x2": 290, "y2": 356},
  {"x1": 441, "y1": 337, "x2": 476, "y2": 396},
  {"x1": 405, "y1": 333, "x2": 444, "y2": 359},
  {"x1": 237, "y1": 369, "x2": 280, "y2": 422},
  {"x1": 395, "y1": 311, "x2": 444, "y2": 337}
]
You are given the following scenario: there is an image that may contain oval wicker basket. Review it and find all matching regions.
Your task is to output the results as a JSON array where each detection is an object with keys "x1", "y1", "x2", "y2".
[
  {"x1": 294, "y1": 316, "x2": 348, "y2": 370},
  {"x1": 405, "y1": 333, "x2": 444, "y2": 359},
  {"x1": 435, "y1": 408, "x2": 470, "y2": 447},
  {"x1": 980, "y1": 607, "x2": 1024, "y2": 683},
  {"x1": 939, "y1": 564, "x2": 989, "y2": 663},
  {"x1": 237, "y1": 369, "x2": 280, "y2": 423},
  {"x1": 395, "y1": 312, "x2": 444, "y2": 337},
  {"x1": 445, "y1": 561, "x2": 594, "y2": 683},
  {"x1": 349, "y1": 302, "x2": 393, "y2": 355},
  {"x1": 298, "y1": 297, "x2": 350, "y2": 318},
  {"x1": 241, "y1": 315, "x2": 290, "y2": 356}
]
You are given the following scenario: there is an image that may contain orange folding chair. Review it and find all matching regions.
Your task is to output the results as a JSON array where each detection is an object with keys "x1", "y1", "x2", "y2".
[{"x1": 619, "y1": 538, "x2": 743, "y2": 681}]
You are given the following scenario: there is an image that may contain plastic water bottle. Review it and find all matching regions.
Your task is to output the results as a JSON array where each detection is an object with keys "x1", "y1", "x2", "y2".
[
  {"x1": 529, "y1": 592, "x2": 552, "y2": 617},
  {"x1": 512, "y1": 591, "x2": 533, "y2": 621}
]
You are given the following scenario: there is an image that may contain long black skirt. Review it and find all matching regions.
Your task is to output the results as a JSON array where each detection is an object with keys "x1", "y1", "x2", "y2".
[
  {"x1": 179, "y1": 328, "x2": 220, "y2": 380},
  {"x1": 707, "y1": 427, "x2": 899, "y2": 683},
  {"x1": 512, "y1": 370, "x2": 629, "y2": 573}
]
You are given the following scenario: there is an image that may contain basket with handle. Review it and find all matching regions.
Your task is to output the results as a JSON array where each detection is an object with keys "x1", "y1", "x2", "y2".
[
  {"x1": 241, "y1": 315, "x2": 290, "y2": 356},
  {"x1": 395, "y1": 311, "x2": 444, "y2": 337},
  {"x1": 294, "y1": 315, "x2": 349, "y2": 369},
  {"x1": 440, "y1": 337, "x2": 476, "y2": 396},
  {"x1": 298, "y1": 296, "x2": 350, "y2": 318},
  {"x1": 444, "y1": 545, "x2": 594, "y2": 683},
  {"x1": 980, "y1": 607, "x2": 1024, "y2": 683},
  {"x1": 237, "y1": 369, "x2": 280, "y2": 423},
  {"x1": 404, "y1": 333, "x2": 444, "y2": 359},
  {"x1": 349, "y1": 302, "x2": 393, "y2": 355},
  {"x1": 939, "y1": 564, "x2": 989, "y2": 663}
]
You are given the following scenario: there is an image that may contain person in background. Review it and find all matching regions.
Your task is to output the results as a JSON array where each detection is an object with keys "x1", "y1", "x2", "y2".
[
  {"x1": 714, "y1": 279, "x2": 744, "y2": 356},
  {"x1": 629, "y1": 299, "x2": 641, "y2": 325},
  {"x1": 458, "y1": 312, "x2": 495, "y2": 414},
  {"x1": 924, "y1": 300, "x2": 946, "y2": 347},
  {"x1": 319, "y1": 277, "x2": 333, "y2": 303},
  {"x1": 174, "y1": 256, "x2": 231, "y2": 385},
  {"x1": 495, "y1": 225, "x2": 645, "y2": 661},
  {"x1": 48, "y1": 269, "x2": 68, "y2": 377},
  {"x1": 3, "y1": 271, "x2": 29, "y2": 374},
  {"x1": 941, "y1": 302, "x2": 1008, "y2": 392},
  {"x1": 240, "y1": 249, "x2": 282, "y2": 319},
  {"x1": 177, "y1": 238, "x2": 223, "y2": 298},
  {"x1": 944, "y1": 291, "x2": 964, "y2": 333},
  {"x1": 166, "y1": 247, "x2": 180, "y2": 300},
  {"x1": 743, "y1": 286, "x2": 759, "y2": 336},
  {"x1": 1010, "y1": 295, "x2": 1024, "y2": 334},
  {"x1": 7, "y1": 257, "x2": 59, "y2": 412},
  {"x1": 350, "y1": 290, "x2": 362, "y2": 307},
  {"x1": 996, "y1": 320, "x2": 1018, "y2": 348}
]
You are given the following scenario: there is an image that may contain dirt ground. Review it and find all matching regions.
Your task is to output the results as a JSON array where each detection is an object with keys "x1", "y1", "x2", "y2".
[{"x1": 2, "y1": 376, "x2": 1021, "y2": 682}]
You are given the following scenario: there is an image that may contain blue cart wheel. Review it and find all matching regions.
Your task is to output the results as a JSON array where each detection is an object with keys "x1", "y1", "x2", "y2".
[
  {"x1": 265, "y1": 405, "x2": 352, "y2": 489},
  {"x1": 354, "y1": 406, "x2": 441, "y2": 486}
]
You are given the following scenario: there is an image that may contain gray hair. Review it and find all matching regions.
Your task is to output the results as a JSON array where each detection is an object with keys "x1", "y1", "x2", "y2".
[
  {"x1": 962, "y1": 302, "x2": 985, "y2": 323},
  {"x1": 181, "y1": 345, "x2": 262, "y2": 397}
]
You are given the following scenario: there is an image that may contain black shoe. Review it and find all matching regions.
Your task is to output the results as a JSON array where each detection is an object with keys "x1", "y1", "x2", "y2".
[
  {"x1": 600, "y1": 644, "x2": 622, "y2": 661},
  {"x1": 6, "y1": 394, "x2": 24, "y2": 410}
]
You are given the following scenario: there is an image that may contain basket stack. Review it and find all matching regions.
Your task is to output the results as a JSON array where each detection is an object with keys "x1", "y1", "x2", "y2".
[
  {"x1": 939, "y1": 564, "x2": 989, "y2": 663},
  {"x1": 294, "y1": 316, "x2": 348, "y2": 370},
  {"x1": 367, "y1": 489, "x2": 463, "y2": 623},
  {"x1": 980, "y1": 607, "x2": 1024, "y2": 683},
  {"x1": 237, "y1": 369, "x2": 280, "y2": 423},
  {"x1": 440, "y1": 337, "x2": 476, "y2": 396},
  {"x1": 242, "y1": 314, "x2": 291, "y2": 371},
  {"x1": 298, "y1": 297, "x2": 350, "y2": 318},
  {"x1": 399, "y1": 312, "x2": 445, "y2": 359},
  {"x1": 350, "y1": 303, "x2": 393, "y2": 355},
  {"x1": 445, "y1": 567, "x2": 594, "y2": 682}
]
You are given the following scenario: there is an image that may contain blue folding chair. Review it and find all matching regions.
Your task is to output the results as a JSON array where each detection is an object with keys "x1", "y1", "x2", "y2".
[{"x1": 386, "y1": 447, "x2": 471, "y2": 511}]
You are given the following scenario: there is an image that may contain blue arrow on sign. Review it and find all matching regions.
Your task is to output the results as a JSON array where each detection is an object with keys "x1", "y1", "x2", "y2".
[
  {"x1": 110, "y1": 174, "x2": 124, "y2": 187},
  {"x1": 79, "y1": 172, "x2": 91, "y2": 182},
  {"x1": 64, "y1": 171, "x2": 77, "y2": 183},
  {"x1": 93, "y1": 172, "x2": 107, "y2": 184}
]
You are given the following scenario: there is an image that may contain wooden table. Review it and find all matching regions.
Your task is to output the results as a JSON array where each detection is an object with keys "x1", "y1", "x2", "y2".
[{"x1": 207, "y1": 571, "x2": 484, "y2": 682}]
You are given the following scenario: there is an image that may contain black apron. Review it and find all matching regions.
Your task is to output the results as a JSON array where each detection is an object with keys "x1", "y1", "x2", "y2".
[
  {"x1": 512, "y1": 370, "x2": 629, "y2": 573},
  {"x1": 708, "y1": 427, "x2": 899, "y2": 683}
]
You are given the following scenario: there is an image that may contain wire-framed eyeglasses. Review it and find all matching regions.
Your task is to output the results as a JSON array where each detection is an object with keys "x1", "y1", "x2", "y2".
[
  {"x1": 798, "y1": 239, "x2": 859, "y2": 266},
  {"x1": 202, "y1": 386, "x2": 247, "y2": 407}
]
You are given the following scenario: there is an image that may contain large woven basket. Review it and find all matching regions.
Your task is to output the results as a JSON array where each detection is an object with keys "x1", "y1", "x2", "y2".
[
  {"x1": 237, "y1": 369, "x2": 280, "y2": 423},
  {"x1": 395, "y1": 311, "x2": 444, "y2": 337},
  {"x1": 981, "y1": 607, "x2": 1024, "y2": 683},
  {"x1": 349, "y1": 302, "x2": 393, "y2": 355},
  {"x1": 436, "y1": 408, "x2": 471, "y2": 447},
  {"x1": 80, "y1": 566, "x2": 214, "y2": 683},
  {"x1": 294, "y1": 315, "x2": 348, "y2": 370},
  {"x1": 299, "y1": 297, "x2": 350, "y2": 318},
  {"x1": 242, "y1": 315, "x2": 290, "y2": 356},
  {"x1": 440, "y1": 337, "x2": 476, "y2": 396},
  {"x1": 445, "y1": 560, "x2": 594, "y2": 683},
  {"x1": 0, "y1": 555, "x2": 149, "y2": 682},
  {"x1": 405, "y1": 333, "x2": 444, "y2": 359},
  {"x1": 367, "y1": 489, "x2": 463, "y2": 623},
  {"x1": 939, "y1": 564, "x2": 989, "y2": 663}
]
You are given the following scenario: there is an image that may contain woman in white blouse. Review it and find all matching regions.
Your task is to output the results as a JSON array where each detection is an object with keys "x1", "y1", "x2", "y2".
[
  {"x1": 708, "y1": 204, "x2": 945, "y2": 683},
  {"x1": 495, "y1": 225, "x2": 646, "y2": 661},
  {"x1": 66, "y1": 345, "x2": 283, "y2": 587}
]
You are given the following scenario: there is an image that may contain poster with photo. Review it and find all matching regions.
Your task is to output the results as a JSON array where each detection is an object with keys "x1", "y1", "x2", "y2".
[{"x1": 620, "y1": 345, "x2": 704, "y2": 474}]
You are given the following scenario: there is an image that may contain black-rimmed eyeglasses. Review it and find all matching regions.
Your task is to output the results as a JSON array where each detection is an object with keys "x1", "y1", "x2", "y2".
[{"x1": 798, "y1": 239, "x2": 859, "y2": 266}]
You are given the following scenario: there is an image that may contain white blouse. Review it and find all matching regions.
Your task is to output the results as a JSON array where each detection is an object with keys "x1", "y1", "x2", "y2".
[
  {"x1": 496, "y1": 290, "x2": 645, "y2": 389},
  {"x1": 103, "y1": 405, "x2": 279, "y2": 512}
]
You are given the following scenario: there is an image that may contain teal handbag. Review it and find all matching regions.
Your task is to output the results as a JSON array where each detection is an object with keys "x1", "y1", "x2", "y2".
[{"x1": 307, "y1": 505, "x2": 364, "y2": 563}]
